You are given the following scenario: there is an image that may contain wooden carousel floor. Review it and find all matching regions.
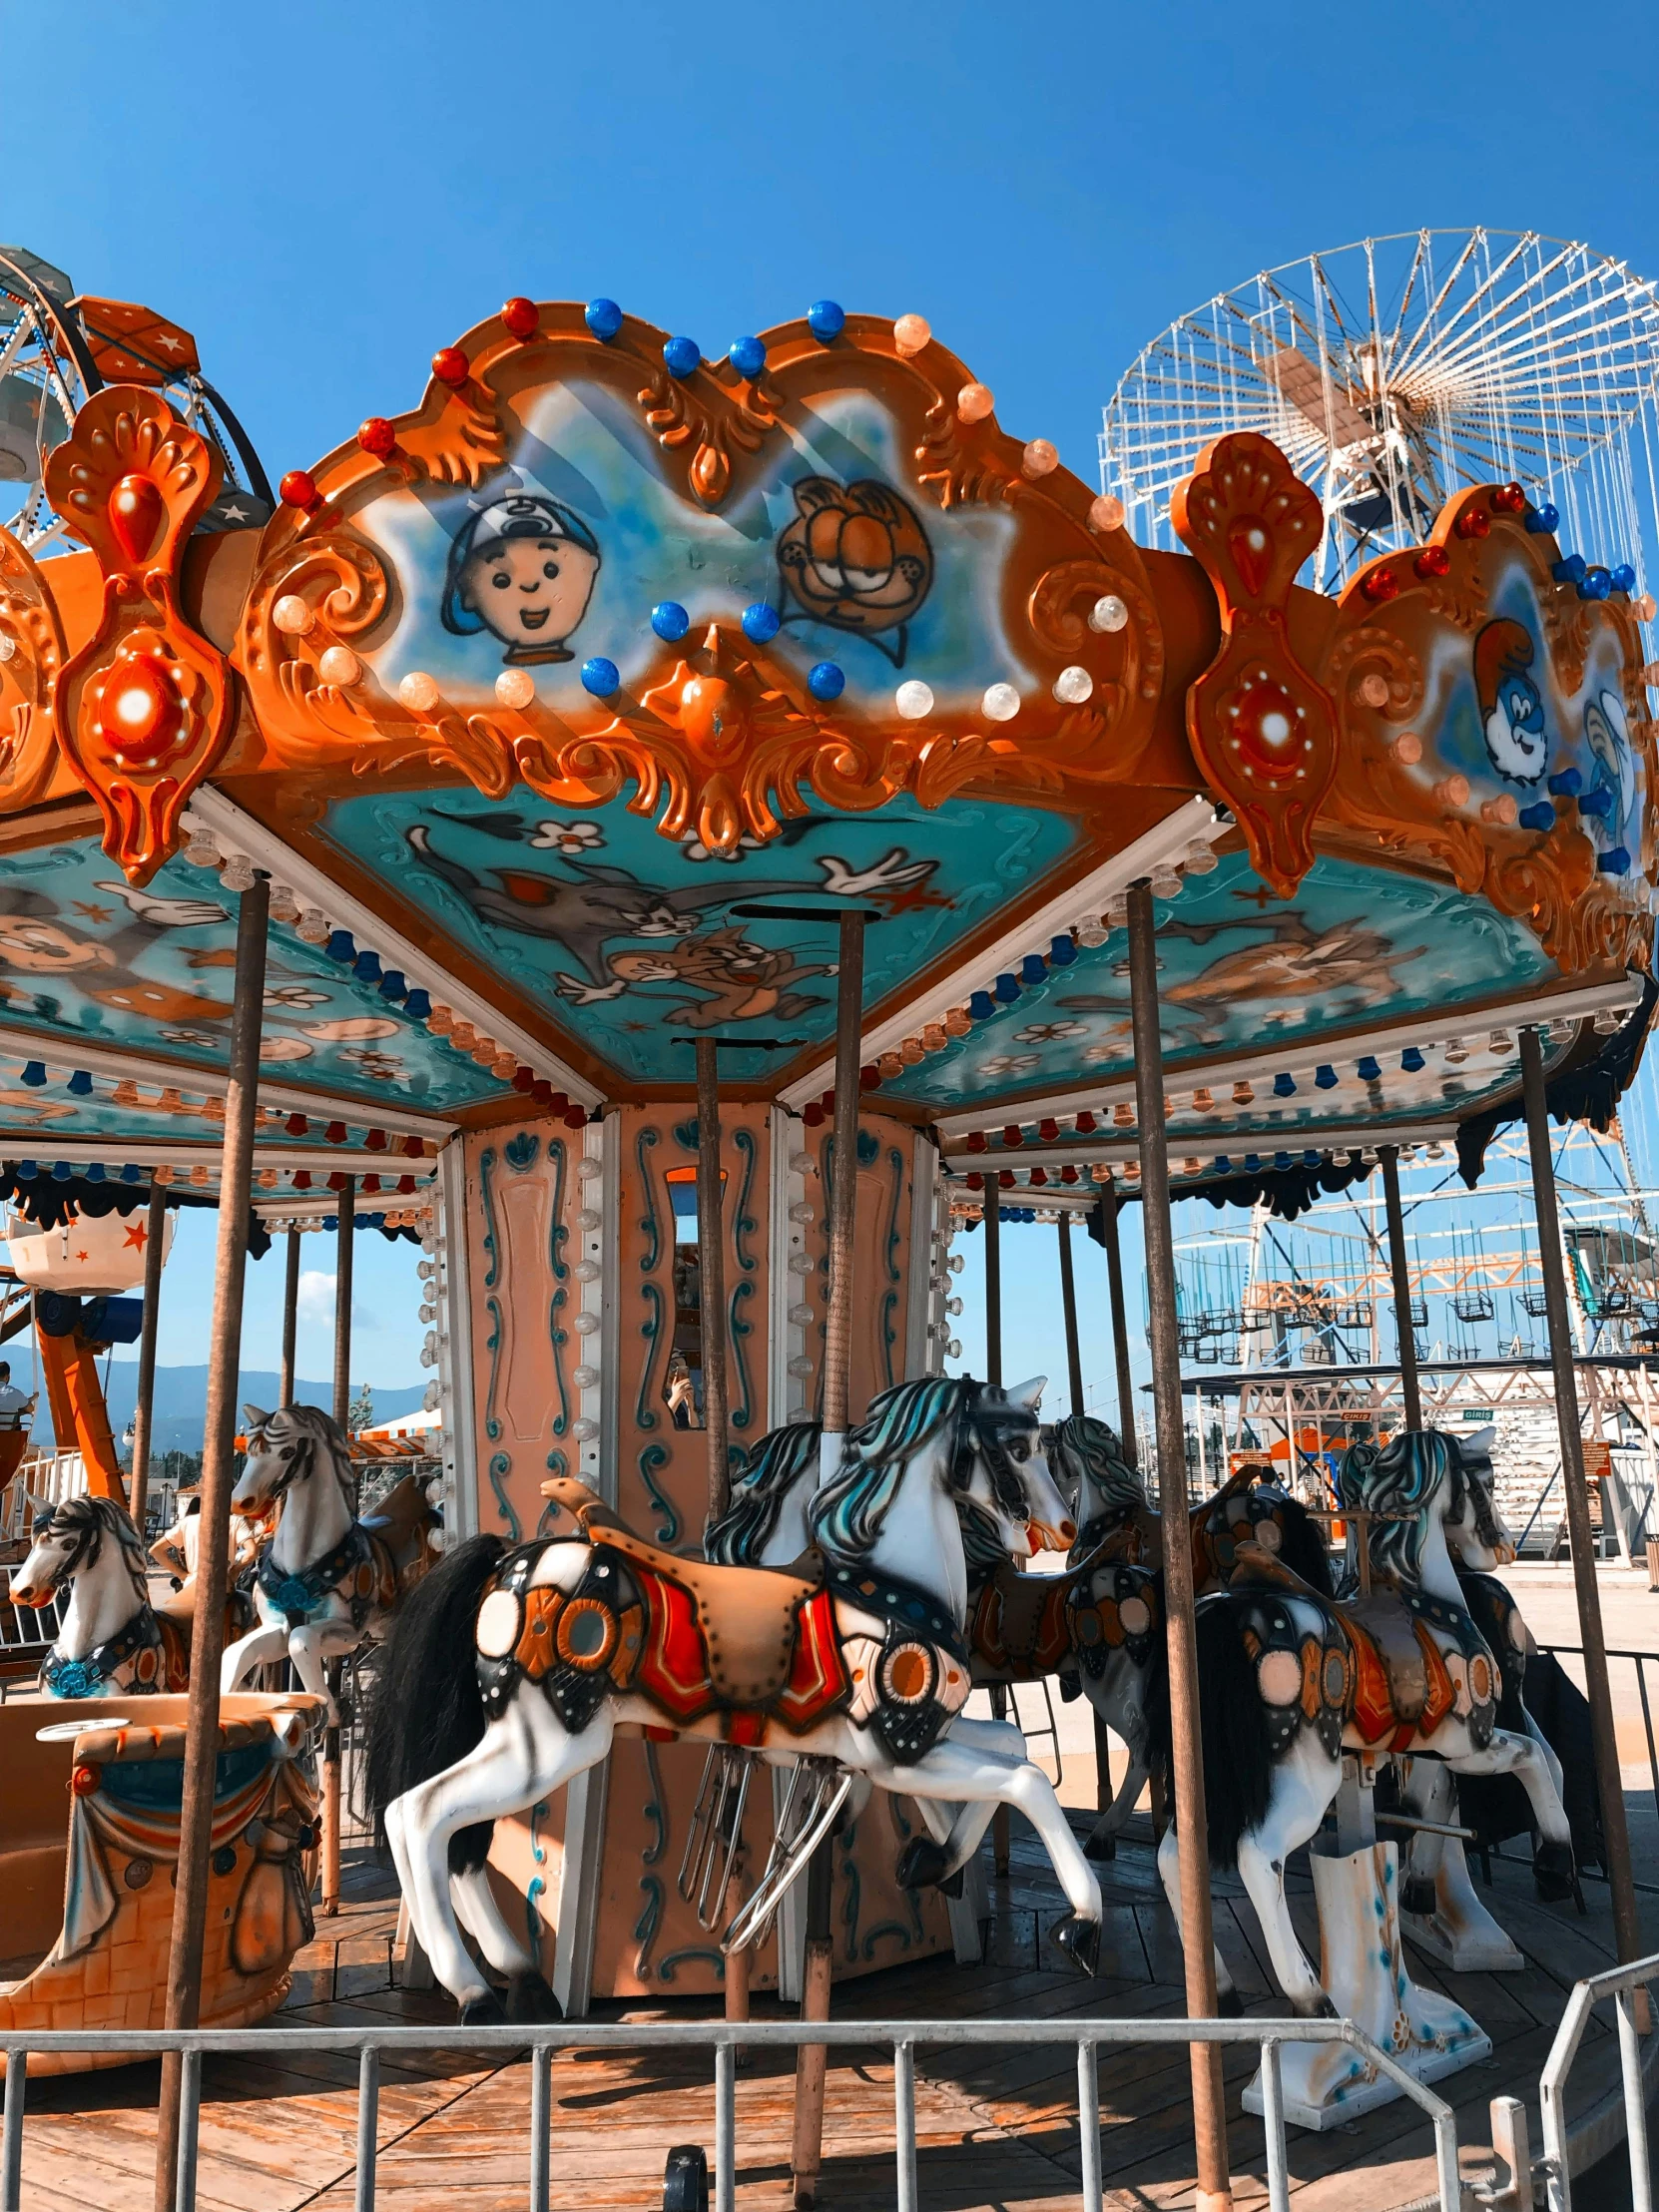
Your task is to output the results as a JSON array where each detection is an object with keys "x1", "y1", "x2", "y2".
[{"x1": 10, "y1": 1807, "x2": 1656, "y2": 2212}]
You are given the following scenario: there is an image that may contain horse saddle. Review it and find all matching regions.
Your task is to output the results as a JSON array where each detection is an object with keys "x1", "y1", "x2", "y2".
[
  {"x1": 970, "y1": 1563, "x2": 1071, "y2": 1677},
  {"x1": 540, "y1": 1476, "x2": 822, "y2": 1708},
  {"x1": 362, "y1": 1474, "x2": 437, "y2": 1583}
]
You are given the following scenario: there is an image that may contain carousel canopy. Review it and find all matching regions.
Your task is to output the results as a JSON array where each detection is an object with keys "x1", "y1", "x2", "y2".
[{"x1": 0, "y1": 285, "x2": 1650, "y2": 1200}]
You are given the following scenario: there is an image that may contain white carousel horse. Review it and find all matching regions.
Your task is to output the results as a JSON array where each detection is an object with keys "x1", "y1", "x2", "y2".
[
  {"x1": 221, "y1": 1403, "x2": 439, "y2": 1719},
  {"x1": 366, "y1": 1375, "x2": 1106, "y2": 2023},
  {"x1": 1153, "y1": 1426, "x2": 1574, "y2": 2017},
  {"x1": 8, "y1": 1493, "x2": 192, "y2": 1695}
]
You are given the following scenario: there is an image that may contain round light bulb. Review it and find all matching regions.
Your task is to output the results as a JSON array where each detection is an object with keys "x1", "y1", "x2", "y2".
[
  {"x1": 399, "y1": 670, "x2": 440, "y2": 714},
  {"x1": 956, "y1": 382, "x2": 995, "y2": 423},
  {"x1": 1356, "y1": 672, "x2": 1389, "y2": 709},
  {"x1": 273, "y1": 594, "x2": 314, "y2": 636},
  {"x1": 894, "y1": 679, "x2": 933, "y2": 720},
  {"x1": 1089, "y1": 594, "x2": 1129, "y2": 633},
  {"x1": 1089, "y1": 493, "x2": 1126, "y2": 533},
  {"x1": 1021, "y1": 438, "x2": 1059, "y2": 478},
  {"x1": 892, "y1": 313, "x2": 931, "y2": 356},
  {"x1": 981, "y1": 682, "x2": 1020, "y2": 722},
  {"x1": 495, "y1": 668, "x2": 535, "y2": 710},
  {"x1": 1391, "y1": 731, "x2": 1422, "y2": 765},
  {"x1": 317, "y1": 646, "x2": 360, "y2": 687},
  {"x1": 0, "y1": 634, "x2": 16, "y2": 663},
  {"x1": 1052, "y1": 665, "x2": 1093, "y2": 705}
]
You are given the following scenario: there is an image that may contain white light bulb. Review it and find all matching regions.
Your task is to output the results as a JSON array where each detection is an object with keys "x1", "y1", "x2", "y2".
[
  {"x1": 1052, "y1": 665, "x2": 1093, "y2": 705},
  {"x1": 1021, "y1": 438, "x2": 1059, "y2": 478},
  {"x1": 1089, "y1": 594, "x2": 1129, "y2": 634},
  {"x1": 892, "y1": 313, "x2": 931, "y2": 356},
  {"x1": 317, "y1": 646, "x2": 361, "y2": 687},
  {"x1": 956, "y1": 382, "x2": 995, "y2": 423},
  {"x1": 273, "y1": 594, "x2": 314, "y2": 636},
  {"x1": 894, "y1": 679, "x2": 933, "y2": 720},
  {"x1": 495, "y1": 668, "x2": 535, "y2": 710},
  {"x1": 982, "y1": 682, "x2": 1020, "y2": 723},
  {"x1": 399, "y1": 670, "x2": 440, "y2": 714}
]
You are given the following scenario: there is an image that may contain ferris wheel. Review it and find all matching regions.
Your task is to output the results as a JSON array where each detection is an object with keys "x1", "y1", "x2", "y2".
[
  {"x1": 0, "y1": 243, "x2": 272, "y2": 555},
  {"x1": 1101, "y1": 229, "x2": 1659, "y2": 596}
]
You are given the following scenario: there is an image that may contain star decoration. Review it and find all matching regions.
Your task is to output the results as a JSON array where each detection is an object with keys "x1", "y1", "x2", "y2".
[{"x1": 123, "y1": 1223, "x2": 148, "y2": 1251}]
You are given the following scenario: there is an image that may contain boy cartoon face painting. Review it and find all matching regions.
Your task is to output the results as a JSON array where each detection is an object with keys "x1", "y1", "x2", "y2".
[{"x1": 441, "y1": 478, "x2": 601, "y2": 666}]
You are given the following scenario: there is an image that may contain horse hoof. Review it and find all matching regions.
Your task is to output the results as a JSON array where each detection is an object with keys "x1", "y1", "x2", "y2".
[
  {"x1": 1400, "y1": 1876, "x2": 1437, "y2": 1918},
  {"x1": 1050, "y1": 1913, "x2": 1101, "y2": 1978},
  {"x1": 1533, "y1": 1839, "x2": 1575, "y2": 1904},
  {"x1": 1216, "y1": 1985, "x2": 1244, "y2": 2018},
  {"x1": 1083, "y1": 1833, "x2": 1118, "y2": 1863},
  {"x1": 458, "y1": 1990, "x2": 507, "y2": 2026},
  {"x1": 895, "y1": 1837, "x2": 951, "y2": 1892},
  {"x1": 507, "y1": 1969, "x2": 563, "y2": 2024}
]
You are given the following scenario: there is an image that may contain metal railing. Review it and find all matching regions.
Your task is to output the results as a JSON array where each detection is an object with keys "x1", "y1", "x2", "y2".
[
  {"x1": 0, "y1": 2013, "x2": 1463, "y2": 2212},
  {"x1": 1539, "y1": 1945, "x2": 1659, "y2": 2212}
]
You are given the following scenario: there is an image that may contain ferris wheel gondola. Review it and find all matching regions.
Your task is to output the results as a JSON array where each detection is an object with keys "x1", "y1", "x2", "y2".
[
  {"x1": 1101, "y1": 228, "x2": 1659, "y2": 598},
  {"x1": 0, "y1": 244, "x2": 272, "y2": 554}
]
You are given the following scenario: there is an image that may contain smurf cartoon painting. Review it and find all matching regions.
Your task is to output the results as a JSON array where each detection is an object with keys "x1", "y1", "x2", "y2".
[
  {"x1": 1472, "y1": 618, "x2": 1549, "y2": 782},
  {"x1": 440, "y1": 474, "x2": 601, "y2": 665}
]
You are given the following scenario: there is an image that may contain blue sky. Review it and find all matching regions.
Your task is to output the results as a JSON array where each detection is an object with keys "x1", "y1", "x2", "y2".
[{"x1": 14, "y1": 0, "x2": 1659, "y2": 1398}]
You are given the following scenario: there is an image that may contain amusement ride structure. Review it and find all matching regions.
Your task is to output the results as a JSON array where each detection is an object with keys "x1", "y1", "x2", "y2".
[{"x1": 0, "y1": 227, "x2": 1654, "y2": 2208}]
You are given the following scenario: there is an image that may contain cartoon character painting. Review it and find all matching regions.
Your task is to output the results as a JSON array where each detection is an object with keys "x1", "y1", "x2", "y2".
[
  {"x1": 1583, "y1": 688, "x2": 1638, "y2": 862},
  {"x1": 775, "y1": 477, "x2": 933, "y2": 666},
  {"x1": 557, "y1": 926, "x2": 833, "y2": 1025},
  {"x1": 440, "y1": 476, "x2": 601, "y2": 666},
  {"x1": 1473, "y1": 619, "x2": 1549, "y2": 784}
]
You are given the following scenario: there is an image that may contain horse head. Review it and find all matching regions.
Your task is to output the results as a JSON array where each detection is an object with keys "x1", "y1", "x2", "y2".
[
  {"x1": 234, "y1": 1402, "x2": 352, "y2": 1516},
  {"x1": 1440, "y1": 1426, "x2": 1516, "y2": 1571},
  {"x1": 1338, "y1": 1427, "x2": 1468, "y2": 1589},
  {"x1": 1051, "y1": 1411, "x2": 1147, "y2": 1527},
  {"x1": 9, "y1": 1493, "x2": 147, "y2": 1609},
  {"x1": 956, "y1": 1378, "x2": 1075, "y2": 1558}
]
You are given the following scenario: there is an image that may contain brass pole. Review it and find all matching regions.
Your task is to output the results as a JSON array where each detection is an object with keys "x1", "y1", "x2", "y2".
[
  {"x1": 793, "y1": 907, "x2": 864, "y2": 2210},
  {"x1": 278, "y1": 1225, "x2": 301, "y2": 1408},
  {"x1": 695, "y1": 1036, "x2": 730, "y2": 1530},
  {"x1": 983, "y1": 1188, "x2": 1002, "y2": 1387},
  {"x1": 1127, "y1": 878, "x2": 1232, "y2": 2212},
  {"x1": 154, "y1": 873, "x2": 268, "y2": 2212},
  {"x1": 1380, "y1": 1145, "x2": 1423, "y2": 1431},
  {"x1": 128, "y1": 1183, "x2": 168, "y2": 1537},
  {"x1": 332, "y1": 1177, "x2": 354, "y2": 1429},
  {"x1": 1057, "y1": 1212, "x2": 1084, "y2": 1417},
  {"x1": 1521, "y1": 1024, "x2": 1642, "y2": 1966},
  {"x1": 1102, "y1": 1186, "x2": 1137, "y2": 1466}
]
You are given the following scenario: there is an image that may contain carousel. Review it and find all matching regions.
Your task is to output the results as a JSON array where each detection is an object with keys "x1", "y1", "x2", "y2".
[{"x1": 0, "y1": 238, "x2": 1652, "y2": 2210}]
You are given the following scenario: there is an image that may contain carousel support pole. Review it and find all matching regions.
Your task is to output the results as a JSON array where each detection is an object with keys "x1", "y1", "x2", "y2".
[
  {"x1": 1379, "y1": 1146, "x2": 1423, "y2": 1432},
  {"x1": 1102, "y1": 1185, "x2": 1137, "y2": 1465},
  {"x1": 1127, "y1": 878, "x2": 1232, "y2": 2212},
  {"x1": 792, "y1": 907, "x2": 865, "y2": 2212},
  {"x1": 1059, "y1": 1208, "x2": 1113, "y2": 1821},
  {"x1": 321, "y1": 1176, "x2": 355, "y2": 1921},
  {"x1": 1521, "y1": 1026, "x2": 1643, "y2": 1973},
  {"x1": 695, "y1": 1037, "x2": 731, "y2": 1529},
  {"x1": 154, "y1": 873, "x2": 268, "y2": 2212},
  {"x1": 278, "y1": 1225, "x2": 301, "y2": 1409},
  {"x1": 128, "y1": 1183, "x2": 168, "y2": 1538},
  {"x1": 984, "y1": 1189, "x2": 1012, "y2": 1874}
]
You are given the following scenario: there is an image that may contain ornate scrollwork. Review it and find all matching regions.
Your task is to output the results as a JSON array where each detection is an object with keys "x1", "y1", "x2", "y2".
[
  {"x1": 1172, "y1": 432, "x2": 1338, "y2": 896},
  {"x1": 913, "y1": 388, "x2": 1024, "y2": 509},
  {"x1": 0, "y1": 526, "x2": 66, "y2": 807},
  {"x1": 1027, "y1": 557, "x2": 1163, "y2": 710},
  {"x1": 43, "y1": 388, "x2": 232, "y2": 882},
  {"x1": 635, "y1": 357, "x2": 781, "y2": 510}
]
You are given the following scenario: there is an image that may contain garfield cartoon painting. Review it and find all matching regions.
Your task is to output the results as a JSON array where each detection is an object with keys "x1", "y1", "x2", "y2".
[{"x1": 775, "y1": 476, "x2": 933, "y2": 665}]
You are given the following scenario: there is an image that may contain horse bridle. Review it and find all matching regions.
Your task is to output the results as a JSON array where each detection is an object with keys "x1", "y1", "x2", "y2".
[
  {"x1": 953, "y1": 1387, "x2": 1038, "y2": 1526},
  {"x1": 244, "y1": 1420, "x2": 311, "y2": 1507}
]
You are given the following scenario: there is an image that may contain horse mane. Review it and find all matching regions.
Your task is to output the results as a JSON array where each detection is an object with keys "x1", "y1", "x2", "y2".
[
  {"x1": 705, "y1": 1419, "x2": 822, "y2": 1564},
  {"x1": 1052, "y1": 1412, "x2": 1145, "y2": 1516},
  {"x1": 1339, "y1": 1429, "x2": 1459, "y2": 1587},
  {"x1": 807, "y1": 1376, "x2": 968, "y2": 1563},
  {"x1": 42, "y1": 1493, "x2": 149, "y2": 1600}
]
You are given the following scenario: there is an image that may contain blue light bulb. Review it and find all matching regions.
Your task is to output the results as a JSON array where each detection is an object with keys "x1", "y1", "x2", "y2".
[
  {"x1": 742, "y1": 603, "x2": 781, "y2": 644},
  {"x1": 1525, "y1": 501, "x2": 1560, "y2": 534},
  {"x1": 808, "y1": 299, "x2": 845, "y2": 342},
  {"x1": 1519, "y1": 802, "x2": 1556, "y2": 831},
  {"x1": 1019, "y1": 953, "x2": 1047, "y2": 985},
  {"x1": 652, "y1": 602, "x2": 690, "y2": 643},
  {"x1": 581, "y1": 657, "x2": 621, "y2": 698},
  {"x1": 1399, "y1": 1047, "x2": 1425, "y2": 1073},
  {"x1": 663, "y1": 335, "x2": 702, "y2": 379},
  {"x1": 1612, "y1": 563, "x2": 1637, "y2": 593},
  {"x1": 728, "y1": 335, "x2": 766, "y2": 378},
  {"x1": 808, "y1": 660, "x2": 844, "y2": 701},
  {"x1": 585, "y1": 298, "x2": 624, "y2": 341},
  {"x1": 968, "y1": 991, "x2": 996, "y2": 1021}
]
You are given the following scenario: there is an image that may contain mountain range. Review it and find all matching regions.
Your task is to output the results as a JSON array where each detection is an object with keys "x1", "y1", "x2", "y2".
[{"x1": 25, "y1": 1363, "x2": 428, "y2": 1459}]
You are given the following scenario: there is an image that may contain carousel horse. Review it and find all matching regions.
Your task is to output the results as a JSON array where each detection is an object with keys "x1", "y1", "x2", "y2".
[
  {"x1": 8, "y1": 1494, "x2": 194, "y2": 1695},
  {"x1": 365, "y1": 1375, "x2": 1106, "y2": 2023},
  {"x1": 221, "y1": 1403, "x2": 440, "y2": 1719},
  {"x1": 1150, "y1": 1425, "x2": 1574, "y2": 2017}
]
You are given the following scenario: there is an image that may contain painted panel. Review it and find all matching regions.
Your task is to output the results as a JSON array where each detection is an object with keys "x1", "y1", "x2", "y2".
[
  {"x1": 0, "y1": 837, "x2": 502, "y2": 1110},
  {"x1": 881, "y1": 849, "x2": 1557, "y2": 1112},
  {"x1": 312, "y1": 788, "x2": 1079, "y2": 1088},
  {"x1": 462, "y1": 1120, "x2": 576, "y2": 1545}
]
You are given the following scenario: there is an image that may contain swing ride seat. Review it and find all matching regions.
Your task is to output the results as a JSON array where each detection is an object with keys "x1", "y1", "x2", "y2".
[{"x1": 540, "y1": 1476, "x2": 824, "y2": 1710}]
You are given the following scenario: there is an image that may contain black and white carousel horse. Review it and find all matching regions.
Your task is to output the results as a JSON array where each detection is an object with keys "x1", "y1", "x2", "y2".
[
  {"x1": 365, "y1": 1375, "x2": 1106, "y2": 2023},
  {"x1": 8, "y1": 1493, "x2": 191, "y2": 1696}
]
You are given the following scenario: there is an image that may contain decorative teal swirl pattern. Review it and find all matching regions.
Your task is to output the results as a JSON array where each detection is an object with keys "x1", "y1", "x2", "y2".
[
  {"x1": 636, "y1": 1283, "x2": 665, "y2": 1432},
  {"x1": 731, "y1": 1128, "x2": 759, "y2": 1274},
  {"x1": 634, "y1": 1738, "x2": 668, "y2": 1981},
  {"x1": 479, "y1": 1145, "x2": 501, "y2": 1291},
  {"x1": 547, "y1": 1136, "x2": 570, "y2": 1444},
  {"x1": 637, "y1": 1441, "x2": 678, "y2": 1546},
  {"x1": 487, "y1": 1449, "x2": 519, "y2": 1542},
  {"x1": 636, "y1": 1125, "x2": 662, "y2": 1275},
  {"x1": 483, "y1": 1298, "x2": 504, "y2": 1445},
  {"x1": 526, "y1": 1795, "x2": 550, "y2": 1955},
  {"x1": 879, "y1": 1145, "x2": 905, "y2": 1391},
  {"x1": 728, "y1": 1279, "x2": 754, "y2": 1433}
]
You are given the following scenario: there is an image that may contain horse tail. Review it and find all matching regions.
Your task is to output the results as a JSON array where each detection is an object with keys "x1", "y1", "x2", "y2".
[
  {"x1": 363, "y1": 1531, "x2": 506, "y2": 1873},
  {"x1": 1277, "y1": 1498, "x2": 1334, "y2": 1596},
  {"x1": 1145, "y1": 1594, "x2": 1273, "y2": 1869}
]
